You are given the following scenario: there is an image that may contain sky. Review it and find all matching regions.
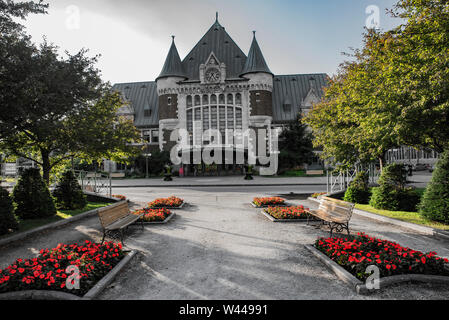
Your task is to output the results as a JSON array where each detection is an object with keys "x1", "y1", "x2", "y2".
[{"x1": 21, "y1": 0, "x2": 401, "y2": 85}]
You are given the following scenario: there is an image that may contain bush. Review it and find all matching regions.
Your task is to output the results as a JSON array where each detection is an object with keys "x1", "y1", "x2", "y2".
[
  {"x1": 419, "y1": 151, "x2": 449, "y2": 223},
  {"x1": 52, "y1": 170, "x2": 87, "y2": 210},
  {"x1": 12, "y1": 168, "x2": 56, "y2": 219},
  {"x1": 344, "y1": 172, "x2": 371, "y2": 204},
  {"x1": 369, "y1": 163, "x2": 420, "y2": 211},
  {"x1": 0, "y1": 187, "x2": 18, "y2": 235}
]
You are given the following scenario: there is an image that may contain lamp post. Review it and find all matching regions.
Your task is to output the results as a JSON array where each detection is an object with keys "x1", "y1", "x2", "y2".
[{"x1": 143, "y1": 144, "x2": 151, "y2": 179}]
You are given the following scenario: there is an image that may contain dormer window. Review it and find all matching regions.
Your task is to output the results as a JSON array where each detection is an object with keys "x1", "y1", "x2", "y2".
[{"x1": 144, "y1": 109, "x2": 152, "y2": 117}]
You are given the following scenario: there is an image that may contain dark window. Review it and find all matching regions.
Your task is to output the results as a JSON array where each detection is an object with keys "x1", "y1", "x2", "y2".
[{"x1": 144, "y1": 109, "x2": 152, "y2": 117}]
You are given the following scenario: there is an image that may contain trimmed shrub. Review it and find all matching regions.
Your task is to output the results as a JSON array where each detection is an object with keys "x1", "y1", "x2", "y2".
[
  {"x1": 0, "y1": 187, "x2": 18, "y2": 235},
  {"x1": 12, "y1": 168, "x2": 56, "y2": 219},
  {"x1": 344, "y1": 172, "x2": 371, "y2": 204},
  {"x1": 53, "y1": 170, "x2": 87, "y2": 210},
  {"x1": 369, "y1": 163, "x2": 420, "y2": 211},
  {"x1": 419, "y1": 151, "x2": 449, "y2": 223}
]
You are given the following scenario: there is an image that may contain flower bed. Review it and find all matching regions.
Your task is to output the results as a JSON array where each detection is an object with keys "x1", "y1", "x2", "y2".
[
  {"x1": 148, "y1": 196, "x2": 184, "y2": 208},
  {"x1": 0, "y1": 241, "x2": 124, "y2": 297},
  {"x1": 314, "y1": 233, "x2": 449, "y2": 282},
  {"x1": 252, "y1": 197, "x2": 286, "y2": 207},
  {"x1": 311, "y1": 192, "x2": 327, "y2": 198},
  {"x1": 112, "y1": 195, "x2": 126, "y2": 201},
  {"x1": 265, "y1": 206, "x2": 309, "y2": 220},
  {"x1": 133, "y1": 208, "x2": 172, "y2": 222}
]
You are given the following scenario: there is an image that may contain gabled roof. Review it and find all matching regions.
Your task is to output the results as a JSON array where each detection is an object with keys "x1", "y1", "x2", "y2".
[
  {"x1": 272, "y1": 74, "x2": 329, "y2": 122},
  {"x1": 181, "y1": 17, "x2": 247, "y2": 80},
  {"x1": 112, "y1": 81, "x2": 159, "y2": 127},
  {"x1": 241, "y1": 32, "x2": 272, "y2": 77},
  {"x1": 156, "y1": 37, "x2": 187, "y2": 81}
]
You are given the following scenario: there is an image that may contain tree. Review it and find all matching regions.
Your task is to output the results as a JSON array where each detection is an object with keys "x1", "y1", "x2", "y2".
[
  {"x1": 12, "y1": 168, "x2": 56, "y2": 219},
  {"x1": 53, "y1": 170, "x2": 87, "y2": 210},
  {"x1": 370, "y1": 163, "x2": 420, "y2": 211},
  {"x1": 0, "y1": 187, "x2": 18, "y2": 235},
  {"x1": 305, "y1": 0, "x2": 449, "y2": 168},
  {"x1": 344, "y1": 171, "x2": 371, "y2": 204},
  {"x1": 278, "y1": 113, "x2": 314, "y2": 173},
  {"x1": 419, "y1": 151, "x2": 449, "y2": 223},
  {"x1": 0, "y1": 0, "x2": 47, "y2": 34},
  {"x1": 0, "y1": 41, "x2": 141, "y2": 184}
]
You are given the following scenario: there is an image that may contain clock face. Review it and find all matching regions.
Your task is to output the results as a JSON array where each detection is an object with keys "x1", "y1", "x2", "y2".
[{"x1": 205, "y1": 68, "x2": 220, "y2": 83}]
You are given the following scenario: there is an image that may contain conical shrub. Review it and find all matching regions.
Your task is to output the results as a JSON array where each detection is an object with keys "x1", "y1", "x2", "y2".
[
  {"x1": 0, "y1": 187, "x2": 18, "y2": 235},
  {"x1": 12, "y1": 168, "x2": 56, "y2": 219},
  {"x1": 53, "y1": 170, "x2": 87, "y2": 210},
  {"x1": 344, "y1": 171, "x2": 371, "y2": 204},
  {"x1": 419, "y1": 151, "x2": 449, "y2": 223}
]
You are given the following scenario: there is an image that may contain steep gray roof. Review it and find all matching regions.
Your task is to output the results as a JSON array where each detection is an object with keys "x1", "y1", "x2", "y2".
[
  {"x1": 272, "y1": 73, "x2": 328, "y2": 122},
  {"x1": 112, "y1": 81, "x2": 159, "y2": 127},
  {"x1": 241, "y1": 33, "x2": 272, "y2": 76},
  {"x1": 182, "y1": 19, "x2": 247, "y2": 80},
  {"x1": 157, "y1": 37, "x2": 187, "y2": 81}
]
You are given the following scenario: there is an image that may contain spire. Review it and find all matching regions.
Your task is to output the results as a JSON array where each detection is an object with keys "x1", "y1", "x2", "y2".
[
  {"x1": 240, "y1": 31, "x2": 273, "y2": 77},
  {"x1": 156, "y1": 36, "x2": 187, "y2": 81}
]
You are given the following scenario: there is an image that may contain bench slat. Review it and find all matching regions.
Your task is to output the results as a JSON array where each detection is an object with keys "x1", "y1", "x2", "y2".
[{"x1": 98, "y1": 202, "x2": 130, "y2": 228}]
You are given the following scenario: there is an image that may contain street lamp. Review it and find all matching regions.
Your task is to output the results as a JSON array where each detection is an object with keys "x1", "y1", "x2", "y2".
[{"x1": 143, "y1": 144, "x2": 151, "y2": 179}]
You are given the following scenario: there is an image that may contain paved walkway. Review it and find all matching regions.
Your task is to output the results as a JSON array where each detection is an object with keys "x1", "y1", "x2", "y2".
[{"x1": 0, "y1": 186, "x2": 447, "y2": 300}]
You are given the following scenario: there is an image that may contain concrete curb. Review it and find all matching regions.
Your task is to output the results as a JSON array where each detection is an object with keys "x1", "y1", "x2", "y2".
[
  {"x1": 148, "y1": 202, "x2": 186, "y2": 210},
  {"x1": 0, "y1": 250, "x2": 138, "y2": 300},
  {"x1": 250, "y1": 202, "x2": 289, "y2": 208},
  {"x1": 305, "y1": 245, "x2": 363, "y2": 290},
  {"x1": 260, "y1": 210, "x2": 309, "y2": 223},
  {"x1": 141, "y1": 212, "x2": 176, "y2": 225},
  {"x1": 0, "y1": 290, "x2": 84, "y2": 300},
  {"x1": 308, "y1": 197, "x2": 449, "y2": 241},
  {"x1": 305, "y1": 244, "x2": 449, "y2": 295},
  {"x1": 0, "y1": 201, "x2": 127, "y2": 248},
  {"x1": 84, "y1": 250, "x2": 138, "y2": 300},
  {"x1": 356, "y1": 274, "x2": 449, "y2": 295},
  {"x1": 113, "y1": 183, "x2": 327, "y2": 188}
]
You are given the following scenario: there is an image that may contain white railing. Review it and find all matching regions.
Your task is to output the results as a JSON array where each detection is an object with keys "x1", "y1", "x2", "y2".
[{"x1": 74, "y1": 171, "x2": 112, "y2": 197}]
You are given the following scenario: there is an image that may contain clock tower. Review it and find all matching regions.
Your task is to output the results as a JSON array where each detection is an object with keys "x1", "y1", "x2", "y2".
[{"x1": 200, "y1": 53, "x2": 226, "y2": 84}]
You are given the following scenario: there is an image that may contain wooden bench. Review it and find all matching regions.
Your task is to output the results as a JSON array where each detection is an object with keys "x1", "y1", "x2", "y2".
[
  {"x1": 307, "y1": 196, "x2": 355, "y2": 237},
  {"x1": 97, "y1": 201, "x2": 144, "y2": 245}
]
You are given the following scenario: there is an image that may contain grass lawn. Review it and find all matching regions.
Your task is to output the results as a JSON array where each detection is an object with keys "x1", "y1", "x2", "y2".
[
  {"x1": 2, "y1": 202, "x2": 112, "y2": 238},
  {"x1": 355, "y1": 204, "x2": 449, "y2": 231}
]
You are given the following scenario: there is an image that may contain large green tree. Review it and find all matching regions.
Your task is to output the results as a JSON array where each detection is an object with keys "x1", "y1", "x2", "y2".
[
  {"x1": 0, "y1": 2, "x2": 141, "y2": 183},
  {"x1": 305, "y1": 0, "x2": 449, "y2": 168}
]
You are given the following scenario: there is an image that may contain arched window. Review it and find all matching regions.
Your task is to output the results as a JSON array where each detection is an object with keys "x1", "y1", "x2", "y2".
[
  {"x1": 187, "y1": 95, "x2": 192, "y2": 107},
  {"x1": 227, "y1": 94, "x2": 234, "y2": 105},
  {"x1": 236, "y1": 93, "x2": 242, "y2": 106},
  {"x1": 194, "y1": 95, "x2": 201, "y2": 106},
  {"x1": 186, "y1": 92, "x2": 243, "y2": 146}
]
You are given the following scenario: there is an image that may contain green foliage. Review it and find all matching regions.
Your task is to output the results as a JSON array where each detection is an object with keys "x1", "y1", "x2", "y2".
[
  {"x1": 278, "y1": 113, "x2": 314, "y2": 173},
  {"x1": 344, "y1": 172, "x2": 371, "y2": 204},
  {"x1": 12, "y1": 168, "x2": 56, "y2": 219},
  {"x1": 52, "y1": 170, "x2": 87, "y2": 210},
  {"x1": 369, "y1": 164, "x2": 420, "y2": 211},
  {"x1": 305, "y1": 0, "x2": 449, "y2": 167},
  {"x1": 378, "y1": 163, "x2": 408, "y2": 189},
  {"x1": 0, "y1": 187, "x2": 18, "y2": 236},
  {"x1": 419, "y1": 151, "x2": 449, "y2": 223},
  {"x1": 133, "y1": 150, "x2": 170, "y2": 177},
  {"x1": 1, "y1": 13, "x2": 141, "y2": 184}
]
